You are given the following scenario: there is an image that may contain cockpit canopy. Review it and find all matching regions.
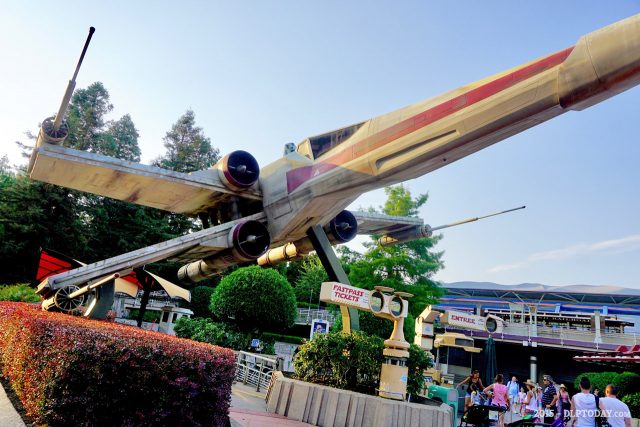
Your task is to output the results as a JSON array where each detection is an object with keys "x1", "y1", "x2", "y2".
[{"x1": 297, "y1": 122, "x2": 364, "y2": 160}]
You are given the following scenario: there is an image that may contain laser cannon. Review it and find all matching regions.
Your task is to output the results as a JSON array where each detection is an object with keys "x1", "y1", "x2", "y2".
[
  {"x1": 378, "y1": 206, "x2": 525, "y2": 246},
  {"x1": 257, "y1": 210, "x2": 357, "y2": 267}
]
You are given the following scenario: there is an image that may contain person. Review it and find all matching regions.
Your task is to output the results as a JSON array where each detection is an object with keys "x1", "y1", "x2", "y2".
[
  {"x1": 523, "y1": 379, "x2": 539, "y2": 417},
  {"x1": 558, "y1": 384, "x2": 571, "y2": 420},
  {"x1": 571, "y1": 376, "x2": 600, "y2": 427},
  {"x1": 457, "y1": 370, "x2": 485, "y2": 412},
  {"x1": 507, "y1": 376, "x2": 520, "y2": 412},
  {"x1": 593, "y1": 388, "x2": 600, "y2": 398},
  {"x1": 542, "y1": 374, "x2": 559, "y2": 424},
  {"x1": 600, "y1": 384, "x2": 632, "y2": 427},
  {"x1": 518, "y1": 386, "x2": 527, "y2": 414},
  {"x1": 484, "y1": 374, "x2": 510, "y2": 427}
]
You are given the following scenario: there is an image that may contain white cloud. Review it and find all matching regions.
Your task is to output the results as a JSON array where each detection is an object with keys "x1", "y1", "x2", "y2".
[{"x1": 487, "y1": 234, "x2": 640, "y2": 273}]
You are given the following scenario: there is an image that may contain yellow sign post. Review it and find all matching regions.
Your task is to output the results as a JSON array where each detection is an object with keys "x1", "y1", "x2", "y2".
[{"x1": 320, "y1": 282, "x2": 413, "y2": 401}]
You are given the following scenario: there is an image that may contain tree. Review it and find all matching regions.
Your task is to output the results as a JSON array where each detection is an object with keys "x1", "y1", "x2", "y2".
[
  {"x1": 99, "y1": 114, "x2": 141, "y2": 161},
  {"x1": 189, "y1": 286, "x2": 216, "y2": 318},
  {"x1": 153, "y1": 110, "x2": 219, "y2": 173},
  {"x1": 293, "y1": 256, "x2": 328, "y2": 306},
  {"x1": 210, "y1": 266, "x2": 297, "y2": 332},
  {"x1": 66, "y1": 82, "x2": 113, "y2": 153},
  {"x1": 347, "y1": 185, "x2": 444, "y2": 316}
]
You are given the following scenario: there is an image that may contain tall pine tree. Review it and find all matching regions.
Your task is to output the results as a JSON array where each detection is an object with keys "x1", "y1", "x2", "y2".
[
  {"x1": 347, "y1": 185, "x2": 444, "y2": 315},
  {"x1": 153, "y1": 109, "x2": 219, "y2": 173}
]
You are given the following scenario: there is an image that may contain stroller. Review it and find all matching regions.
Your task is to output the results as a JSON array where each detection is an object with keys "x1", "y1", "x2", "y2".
[
  {"x1": 460, "y1": 404, "x2": 508, "y2": 427},
  {"x1": 460, "y1": 393, "x2": 507, "y2": 427}
]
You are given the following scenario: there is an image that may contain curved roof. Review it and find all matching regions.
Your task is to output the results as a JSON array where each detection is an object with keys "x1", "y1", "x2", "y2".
[{"x1": 443, "y1": 281, "x2": 640, "y2": 307}]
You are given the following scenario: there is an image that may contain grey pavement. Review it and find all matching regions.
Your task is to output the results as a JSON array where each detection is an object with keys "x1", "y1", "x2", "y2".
[
  {"x1": 0, "y1": 379, "x2": 311, "y2": 427},
  {"x1": 0, "y1": 379, "x2": 26, "y2": 427},
  {"x1": 230, "y1": 382, "x2": 313, "y2": 426}
]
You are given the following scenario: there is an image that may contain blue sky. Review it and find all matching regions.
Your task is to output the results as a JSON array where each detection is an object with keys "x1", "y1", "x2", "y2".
[{"x1": 1, "y1": 1, "x2": 639, "y2": 288}]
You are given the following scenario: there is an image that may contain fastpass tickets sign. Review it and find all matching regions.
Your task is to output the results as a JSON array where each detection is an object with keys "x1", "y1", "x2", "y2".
[{"x1": 320, "y1": 282, "x2": 371, "y2": 311}]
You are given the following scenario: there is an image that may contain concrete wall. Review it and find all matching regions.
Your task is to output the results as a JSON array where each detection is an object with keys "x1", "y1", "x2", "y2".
[{"x1": 266, "y1": 372, "x2": 453, "y2": 427}]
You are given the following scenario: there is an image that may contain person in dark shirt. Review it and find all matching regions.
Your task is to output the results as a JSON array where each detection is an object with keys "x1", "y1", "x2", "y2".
[{"x1": 541, "y1": 374, "x2": 559, "y2": 424}]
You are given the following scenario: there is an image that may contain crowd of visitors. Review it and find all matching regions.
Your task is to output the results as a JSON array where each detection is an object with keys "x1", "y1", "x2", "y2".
[{"x1": 456, "y1": 371, "x2": 632, "y2": 427}]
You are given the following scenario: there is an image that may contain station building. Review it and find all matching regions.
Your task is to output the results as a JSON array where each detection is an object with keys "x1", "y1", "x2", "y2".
[{"x1": 434, "y1": 281, "x2": 640, "y2": 388}]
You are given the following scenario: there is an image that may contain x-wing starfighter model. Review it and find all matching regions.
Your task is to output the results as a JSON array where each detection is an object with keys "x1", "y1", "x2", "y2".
[{"x1": 28, "y1": 14, "x2": 640, "y2": 317}]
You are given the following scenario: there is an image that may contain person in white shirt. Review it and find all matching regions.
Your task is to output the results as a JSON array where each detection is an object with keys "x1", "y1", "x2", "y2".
[
  {"x1": 571, "y1": 377, "x2": 600, "y2": 427},
  {"x1": 599, "y1": 384, "x2": 631, "y2": 427}
]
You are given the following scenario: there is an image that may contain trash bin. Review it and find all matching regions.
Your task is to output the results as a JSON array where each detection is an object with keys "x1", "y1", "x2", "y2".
[{"x1": 427, "y1": 384, "x2": 459, "y2": 427}]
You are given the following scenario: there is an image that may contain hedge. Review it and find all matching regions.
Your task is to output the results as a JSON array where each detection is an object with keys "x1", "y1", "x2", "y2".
[
  {"x1": 622, "y1": 392, "x2": 640, "y2": 418},
  {"x1": 0, "y1": 283, "x2": 40, "y2": 302},
  {"x1": 0, "y1": 302, "x2": 235, "y2": 426},
  {"x1": 574, "y1": 371, "x2": 640, "y2": 397},
  {"x1": 261, "y1": 332, "x2": 305, "y2": 345},
  {"x1": 293, "y1": 330, "x2": 433, "y2": 396}
]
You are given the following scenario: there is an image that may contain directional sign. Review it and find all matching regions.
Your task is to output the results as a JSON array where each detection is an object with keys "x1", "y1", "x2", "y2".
[
  {"x1": 441, "y1": 310, "x2": 504, "y2": 334},
  {"x1": 320, "y1": 282, "x2": 371, "y2": 311}
]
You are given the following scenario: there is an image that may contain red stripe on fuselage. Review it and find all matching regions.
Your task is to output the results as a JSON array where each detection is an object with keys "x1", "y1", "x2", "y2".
[{"x1": 286, "y1": 46, "x2": 574, "y2": 193}]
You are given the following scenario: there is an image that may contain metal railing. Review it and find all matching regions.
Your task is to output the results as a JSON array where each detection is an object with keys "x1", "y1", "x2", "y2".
[
  {"x1": 461, "y1": 322, "x2": 638, "y2": 350},
  {"x1": 295, "y1": 308, "x2": 338, "y2": 325},
  {"x1": 235, "y1": 351, "x2": 278, "y2": 392}
]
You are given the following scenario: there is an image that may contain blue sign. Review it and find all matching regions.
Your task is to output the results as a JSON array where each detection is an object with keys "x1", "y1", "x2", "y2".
[{"x1": 250, "y1": 339, "x2": 260, "y2": 347}]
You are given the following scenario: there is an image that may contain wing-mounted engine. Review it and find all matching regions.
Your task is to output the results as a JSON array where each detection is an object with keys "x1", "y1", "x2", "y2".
[
  {"x1": 178, "y1": 220, "x2": 271, "y2": 283},
  {"x1": 216, "y1": 150, "x2": 260, "y2": 190},
  {"x1": 257, "y1": 210, "x2": 358, "y2": 267}
]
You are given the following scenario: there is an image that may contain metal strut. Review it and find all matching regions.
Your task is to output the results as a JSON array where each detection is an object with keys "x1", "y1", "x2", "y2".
[{"x1": 306, "y1": 225, "x2": 359, "y2": 333}]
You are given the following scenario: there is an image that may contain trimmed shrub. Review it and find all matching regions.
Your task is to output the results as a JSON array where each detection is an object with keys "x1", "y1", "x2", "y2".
[
  {"x1": 294, "y1": 331, "x2": 384, "y2": 393},
  {"x1": 0, "y1": 302, "x2": 235, "y2": 426},
  {"x1": 0, "y1": 283, "x2": 40, "y2": 302},
  {"x1": 574, "y1": 372, "x2": 640, "y2": 397},
  {"x1": 174, "y1": 316, "x2": 250, "y2": 350},
  {"x1": 261, "y1": 332, "x2": 305, "y2": 345},
  {"x1": 294, "y1": 330, "x2": 432, "y2": 397},
  {"x1": 126, "y1": 308, "x2": 161, "y2": 323},
  {"x1": 622, "y1": 392, "x2": 640, "y2": 418},
  {"x1": 210, "y1": 266, "x2": 297, "y2": 332}
]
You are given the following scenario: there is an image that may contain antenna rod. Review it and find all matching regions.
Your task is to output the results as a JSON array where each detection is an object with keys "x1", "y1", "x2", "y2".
[
  {"x1": 52, "y1": 27, "x2": 95, "y2": 132},
  {"x1": 430, "y1": 205, "x2": 526, "y2": 232}
]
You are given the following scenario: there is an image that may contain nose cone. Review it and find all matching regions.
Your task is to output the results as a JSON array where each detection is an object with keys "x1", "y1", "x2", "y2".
[{"x1": 560, "y1": 14, "x2": 640, "y2": 110}]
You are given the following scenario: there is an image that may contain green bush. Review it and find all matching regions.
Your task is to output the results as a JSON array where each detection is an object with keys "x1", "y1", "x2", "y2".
[
  {"x1": 126, "y1": 308, "x2": 161, "y2": 323},
  {"x1": 294, "y1": 330, "x2": 432, "y2": 396},
  {"x1": 294, "y1": 331, "x2": 384, "y2": 393},
  {"x1": 261, "y1": 332, "x2": 305, "y2": 345},
  {"x1": 574, "y1": 372, "x2": 640, "y2": 397},
  {"x1": 0, "y1": 302, "x2": 235, "y2": 426},
  {"x1": 174, "y1": 316, "x2": 249, "y2": 350},
  {"x1": 0, "y1": 284, "x2": 40, "y2": 302},
  {"x1": 211, "y1": 266, "x2": 297, "y2": 332},
  {"x1": 407, "y1": 343, "x2": 434, "y2": 395},
  {"x1": 189, "y1": 286, "x2": 216, "y2": 318},
  {"x1": 622, "y1": 392, "x2": 640, "y2": 418},
  {"x1": 617, "y1": 372, "x2": 640, "y2": 397}
]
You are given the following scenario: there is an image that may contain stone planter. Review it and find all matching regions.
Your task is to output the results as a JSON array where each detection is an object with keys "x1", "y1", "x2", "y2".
[{"x1": 266, "y1": 372, "x2": 453, "y2": 427}]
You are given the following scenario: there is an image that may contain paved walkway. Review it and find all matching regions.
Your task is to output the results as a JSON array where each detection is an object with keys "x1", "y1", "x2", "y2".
[
  {"x1": 0, "y1": 379, "x2": 310, "y2": 427},
  {"x1": 0, "y1": 380, "x2": 26, "y2": 427},
  {"x1": 229, "y1": 382, "x2": 313, "y2": 426}
]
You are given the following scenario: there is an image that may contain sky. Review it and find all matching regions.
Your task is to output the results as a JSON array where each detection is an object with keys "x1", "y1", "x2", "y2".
[{"x1": 1, "y1": 1, "x2": 639, "y2": 289}]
